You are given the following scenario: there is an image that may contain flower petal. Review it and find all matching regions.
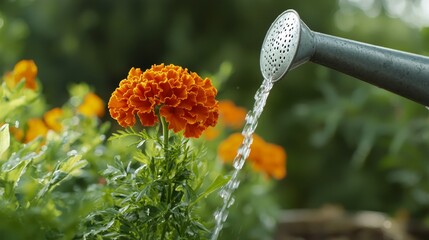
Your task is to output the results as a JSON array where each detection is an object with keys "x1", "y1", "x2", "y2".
[
  {"x1": 137, "y1": 110, "x2": 158, "y2": 126},
  {"x1": 160, "y1": 106, "x2": 187, "y2": 133}
]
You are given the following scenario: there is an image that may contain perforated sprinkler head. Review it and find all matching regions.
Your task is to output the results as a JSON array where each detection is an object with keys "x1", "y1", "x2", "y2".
[{"x1": 260, "y1": 9, "x2": 314, "y2": 82}]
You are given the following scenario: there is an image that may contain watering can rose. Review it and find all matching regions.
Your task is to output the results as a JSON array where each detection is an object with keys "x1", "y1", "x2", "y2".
[{"x1": 108, "y1": 63, "x2": 219, "y2": 138}]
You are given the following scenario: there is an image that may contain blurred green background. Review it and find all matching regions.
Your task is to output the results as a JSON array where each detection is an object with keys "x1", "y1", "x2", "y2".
[{"x1": 2, "y1": 0, "x2": 429, "y2": 221}]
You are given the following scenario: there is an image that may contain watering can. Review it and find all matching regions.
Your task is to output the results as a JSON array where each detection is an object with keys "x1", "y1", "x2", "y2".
[{"x1": 260, "y1": 9, "x2": 429, "y2": 106}]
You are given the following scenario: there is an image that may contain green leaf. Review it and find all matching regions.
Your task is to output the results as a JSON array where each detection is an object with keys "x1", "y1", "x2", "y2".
[
  {"x1": 35, "y1": 155, "x2": 87, "y2": 201},
  {"x1": 192, "y1": 175, "x2": 230, "y2": 205},
  {"x1": 1, "y1": 151, "x2": 34, "y2": 175},
  {"x1": 0, "y1": 97, "x2": 26, "y2": 120},
  {"x1": 0, "y1": 150, "x2": 34, "y2": 199},
  {"x1": 109, "y1": 128, "x2": 147, "y2": 142},
  {"x1": 0, "y1": 124, "x2": 10, "y2": 156},
  {"x1": 0, "y1": 85, "x2": 39, "y2": 120},
  {"x1": 5, "y1": 160, "x2": 30, "y2": 186},
  {"x1": 58, "y1": 154, "x2": 87, "y2": 176},
  {"x1": 1, "y1": 158, "x2": 31, "y2": 201},
  {"x1": 181, "y1": 183, "x2": 196, "y2": 202}
]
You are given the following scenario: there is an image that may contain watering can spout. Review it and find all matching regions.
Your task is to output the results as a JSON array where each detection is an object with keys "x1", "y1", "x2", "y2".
[
  {"x1": 260, "y1": 9, "x2": 429, "y2": 106},
  {"x1": 311, "y1": 33, "x2": 429, "y2": 106}
]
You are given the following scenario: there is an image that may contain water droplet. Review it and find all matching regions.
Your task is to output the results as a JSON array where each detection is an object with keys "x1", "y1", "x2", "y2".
[
  {"x1": 71, "y1": 116, "x2": 80, "y2": 126},
  {"x1": 94, "y1": 146, "x2": 105, "y2": 156},
  {"x1": 220, "y1": 188, "x2": 230, "y2": 200},
  {"x1": 221, "y1": 210, "x2": 229, "y2": 222},
  {"x1": 231, "y1": 180, "x2": 240, "y2": 190},
  {"x1": 81, "y1": 146, "x2": 88, "y2": 153},
  {"x1": 227, "y1": 197, "x2": 235, "y2": 208},
  {"x1": 232, "y1": 157, "x2": 246, "y2": 170},
  {"x1": 136, "y1": 140, "x2": 145, "y2": 148},
  {"x1": 67, "y1": 150, "x2": 78, "y2": 156}
]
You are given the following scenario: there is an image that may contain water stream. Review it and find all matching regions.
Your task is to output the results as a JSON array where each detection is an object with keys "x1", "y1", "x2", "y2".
[{"x1": 211, "y1": 77, "x2": 274, "y2": 240}]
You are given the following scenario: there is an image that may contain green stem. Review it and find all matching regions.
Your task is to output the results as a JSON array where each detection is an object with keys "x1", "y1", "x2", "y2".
[
  {"x1": 160, "y1": 116, "x2": 170, "y2": 240},
  {"x1": 161, "y1": 214, "x2": 169, "y2": 240},
  {"x1": 160, "y1": 116, "x2": 169, "y2": 156}
]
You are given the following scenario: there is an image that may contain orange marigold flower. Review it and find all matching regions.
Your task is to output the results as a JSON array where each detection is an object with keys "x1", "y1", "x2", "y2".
[
  {"x1": 78, "y1": 92, "x2": 105, "y2": 117},
  {"x1": 218, "y1": 132, "x2": 287, "y2": 179},
  {"x1": 217, "y1": 133, "x2": 267, "y2": 163},
  {"x1": 252, "y1": 143, "x2": 287, "y2": 180},
  {"x1": 108, "y1": 64, "x2": 219, "y2": 138},
  {"x1": 4, "y1": 60, "x2": 38, "y2": 90},
  {"x1": 217, "y1": 133, "x2": 242, "y2": 163},
  {"x1": 44, "y1": 108, "x2": 64, "y2": 132},
  {"x1": 108, "y1": 71, "x2": 141, "y2": 127},
  {"x1": 25, "y1": 118, "x2": 49, "y2": 143},
  {"x1": 219, "y1": 100, "x2": 247, "y2": 129}
]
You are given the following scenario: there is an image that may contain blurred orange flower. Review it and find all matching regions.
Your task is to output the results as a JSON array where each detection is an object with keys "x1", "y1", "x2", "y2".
[
  {"x1": 218, "y1": 100, "x2": 247, "y2": 129},
  {"x1": 10, "y1": 126, "x2": 24, "y2": 142},
  {"x1": 203, "y1": 126, "x2": 220, "y2": 140},
  {"x1": 12, "y1": 108, "x2": 66, "y2": 143},
  {"x1": 44, "y1": 108, "x2": 64, "y2": 132},
  {"x1": 217, "y1": 133, "x2": 265, "y2": 163},
  {"x1": 108, "y1": 63, "x2": 219, "y2": 138},
  {"x1": 78, "y1": 92, "x2": 105, "y2": 117},
  {"x1": 252, "y1": 143, "x2": 287, "y2": 180},
  {"x1": 25, "y1": 118, "x2": 49, "y2": 143},
  {"x1": 4, "y1": 60, "x2": 38, "y2": 90},
  {"x1": 203, "y1": 100, "x2": 247, "y2": 140},
  {"x1": 218, "y1": 133, "x2": 287, "y2": 179},
  {"x1": 0, "y1": 123, "x2": 24, "y2": 142}
]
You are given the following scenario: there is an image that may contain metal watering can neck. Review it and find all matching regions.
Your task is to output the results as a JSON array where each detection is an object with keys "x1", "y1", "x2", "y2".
[{"x1": 260, "y1": 9, "x2": 429, "y2": 106}]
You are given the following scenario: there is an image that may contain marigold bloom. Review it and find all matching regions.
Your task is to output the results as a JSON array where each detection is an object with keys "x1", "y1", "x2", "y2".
[
  {"x1": 108, "y1": 70, "x2": 141, "y2": 127},
  {"x1": 217, "y1": 133, "x2": 264, "y2": 163},
  {"x1": 108, "y1": 64, "x2": 219, "y2": 138},
  {"x1": 219, "y1": 100, "x2": 247, "y2": 129},
  {"x1": 252, "y1": 143, "x2": 287, "y2": 179},
  {"x1": 217, "y1": 133, "x2": 242, "y2": 163},
  {"x1": 78, "y1": 92, "x2": 105, "y2": 117},
  {"x1": 4, "y1": 60, "x2": 38, "y2": 90},
  {"x1": 44, "y1": 108, "x2": 64, "y2": 132},
  {"x1": 218, "y1": 132, "x2": 287, "y2": 179},
  {"x1": 25, "y1": 118, "x2": 49, "y2": 143}
]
